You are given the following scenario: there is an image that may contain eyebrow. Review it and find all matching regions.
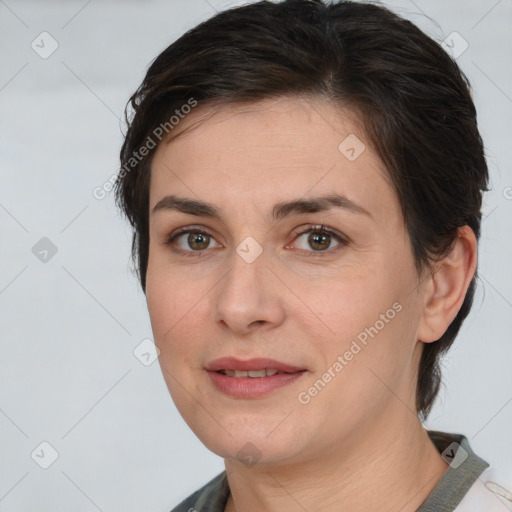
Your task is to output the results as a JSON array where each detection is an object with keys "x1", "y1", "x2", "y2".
[{"x1": 152, "y1": 194, "x2": 373, "y2": 221}]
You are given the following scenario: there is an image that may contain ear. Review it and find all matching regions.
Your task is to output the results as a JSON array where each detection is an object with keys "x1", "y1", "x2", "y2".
[{"x1": 416, "y1": 226, "x2": 478, "y2": 344}]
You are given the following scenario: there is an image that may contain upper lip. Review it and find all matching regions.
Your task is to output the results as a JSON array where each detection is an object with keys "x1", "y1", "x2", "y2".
[{"x1": 205, "y1": 357, "x2": 305, "y2": 373}]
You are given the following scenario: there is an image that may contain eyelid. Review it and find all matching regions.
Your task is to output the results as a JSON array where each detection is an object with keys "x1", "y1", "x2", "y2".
[
  {"x1": 166, "y1": 224, "x2": 219, "y2": 243},
  {"x1": 165, "y1": 224, "x2": 222, "y2": 257},
  {"x1": 165, "y1": 223, "x2": 349, "y2": 256},
  {"x1": 288, "y1": 224, "x2": 349, "y2": 254}
]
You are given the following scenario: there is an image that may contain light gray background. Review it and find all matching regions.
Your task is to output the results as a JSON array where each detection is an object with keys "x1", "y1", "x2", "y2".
[{"x1": 1, "y1": 0, "x2": 511, "y2": 510}]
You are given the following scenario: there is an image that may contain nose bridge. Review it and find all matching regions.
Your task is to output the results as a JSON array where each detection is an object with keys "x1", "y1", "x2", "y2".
[
  {"x1": 213, "y1": 238, "x2": 284, "y2": 332},
  {"x1": 219, "y1": 238, "x2": 268, "y2": 308}
]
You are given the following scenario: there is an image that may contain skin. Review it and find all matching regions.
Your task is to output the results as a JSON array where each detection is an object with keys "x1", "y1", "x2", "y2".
[{"x1": 146, "y1": 96, "x2": 477, "y2": 511}]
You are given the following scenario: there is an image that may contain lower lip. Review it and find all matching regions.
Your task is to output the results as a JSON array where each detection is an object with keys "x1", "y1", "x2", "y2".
[{"x1": 207, "y1": 370, "x2": 307, "y2": 398}]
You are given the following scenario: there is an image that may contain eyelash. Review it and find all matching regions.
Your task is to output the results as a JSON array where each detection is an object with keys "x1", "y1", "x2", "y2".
[{"x1": 165, "y1": 224, "x2": 349, "y2": 258}]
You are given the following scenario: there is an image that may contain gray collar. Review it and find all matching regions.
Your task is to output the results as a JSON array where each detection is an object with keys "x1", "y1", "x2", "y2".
[
  {"x1": 171, "y1": 430, "x2": 489, "y2": 512},
  {"x1": 417, "y1": 430, "x2": 489, "y2": 511}
]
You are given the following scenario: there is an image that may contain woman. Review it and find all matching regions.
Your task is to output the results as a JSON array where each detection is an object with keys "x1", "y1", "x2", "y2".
[{"x1": 114, "y1": 0, "x2": 510, "y2": 510}]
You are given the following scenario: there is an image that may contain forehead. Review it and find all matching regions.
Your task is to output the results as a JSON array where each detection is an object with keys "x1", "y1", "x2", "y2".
[{"x1": 149, "y1": 96, "x2": 397, "y2": 226}]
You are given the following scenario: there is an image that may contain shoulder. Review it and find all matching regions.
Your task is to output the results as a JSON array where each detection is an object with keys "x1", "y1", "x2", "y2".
[
  {"x1": 169, "y1": 471, "x2": 229, "y2": 512},
  {"x1": 454, "y1": 466, "x2": 512, "y2": 511}
]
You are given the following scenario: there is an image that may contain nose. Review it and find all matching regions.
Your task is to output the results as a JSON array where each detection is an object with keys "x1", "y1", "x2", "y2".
[{"x1": 213, "y1": 244, "x2": 286, "y2": 335}]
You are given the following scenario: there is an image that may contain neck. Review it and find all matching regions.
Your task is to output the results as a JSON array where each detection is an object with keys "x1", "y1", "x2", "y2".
[{"x1": 223, "y1": 406, "x2": 447, "y2": 512}]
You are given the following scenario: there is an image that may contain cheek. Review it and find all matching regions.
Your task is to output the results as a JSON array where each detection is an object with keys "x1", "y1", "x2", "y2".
[
  {"x1": 146, "y1": 270, "x2": 206, "y2": 411},
  {"x1": 302, "y1": 263, "x2": 391, "y2": 336},
  {"x1": 303, "y1": 259, "x2": 415, "y2": 375},
  {"x1": 146, "y1": 259, "x2": 189, "y2": 352},
  {"x1": 145, "y1": 258, "x2": 213, "y2": 372},
  {"x1": 146, "y1": 272, "x2": 174, "y2": 343}
]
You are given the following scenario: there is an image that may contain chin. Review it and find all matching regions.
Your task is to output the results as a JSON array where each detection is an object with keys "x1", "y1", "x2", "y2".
[{"x1": 192, "y1": 421, "x2": 305, "y2": 467}]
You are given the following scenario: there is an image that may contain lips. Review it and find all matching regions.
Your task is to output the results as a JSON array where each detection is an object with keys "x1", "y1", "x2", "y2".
[
  {"x1": 206, "y1": 357, "x2": 307, "y2": 398},
  {"x1": 205, "y1": 357, "x2": 305, "y2": 374}
]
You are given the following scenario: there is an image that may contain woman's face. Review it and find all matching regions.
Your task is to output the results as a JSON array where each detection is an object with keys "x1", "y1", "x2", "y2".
[{"x1": 146, "y1": 96, "x2": 429, "y2": 466}]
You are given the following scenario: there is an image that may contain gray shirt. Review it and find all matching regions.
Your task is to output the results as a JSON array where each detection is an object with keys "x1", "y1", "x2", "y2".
[{"x1": 170, "y1": 430, "x2": 490, "y2": 512}]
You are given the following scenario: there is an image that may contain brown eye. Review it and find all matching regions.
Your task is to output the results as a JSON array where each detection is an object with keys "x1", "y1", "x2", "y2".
[
  {"x1": 166, "y1": 227, "x2": 219, "y2": 256},
  {"x1": 185, "y1": 232, "x2": 211, "y2": 251},
  {"x1": 165, "y1": 224, "x2": 348, "y2": 258},
  {"x1": 292, "y1": 225, "x2": 348, "y2": 254},
  {"x1": 307, "y1": 231, "x2": 331, "y2": 251}
]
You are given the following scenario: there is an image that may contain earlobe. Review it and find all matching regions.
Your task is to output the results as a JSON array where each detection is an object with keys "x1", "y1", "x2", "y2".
[{"x1": 417, "y1": 226, "x2": 478, "y2": 344}]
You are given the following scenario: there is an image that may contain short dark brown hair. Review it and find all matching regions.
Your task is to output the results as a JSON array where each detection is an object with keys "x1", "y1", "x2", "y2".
[{"x1": 114, "y1": 0, "x2": 489, "y2": 419}]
